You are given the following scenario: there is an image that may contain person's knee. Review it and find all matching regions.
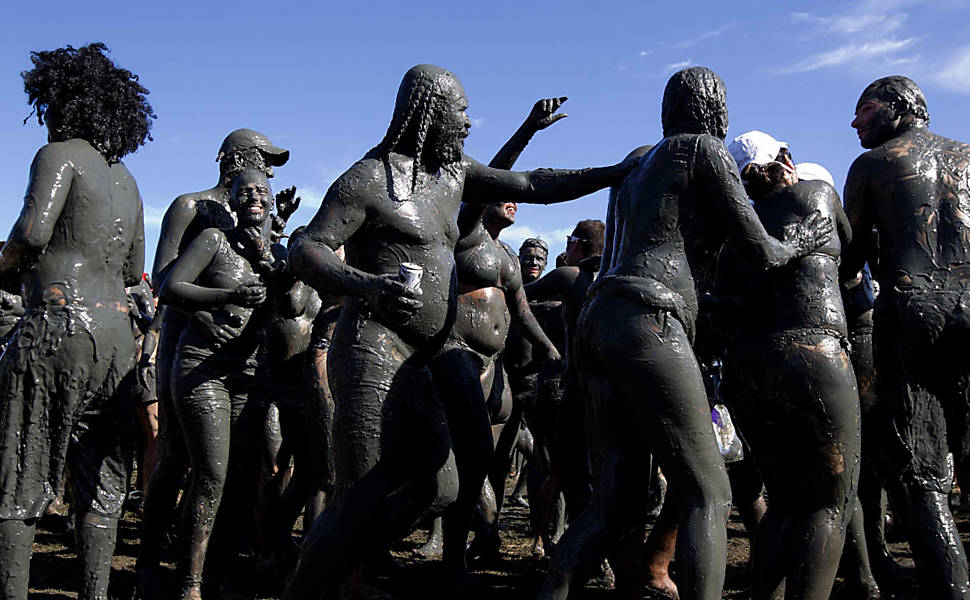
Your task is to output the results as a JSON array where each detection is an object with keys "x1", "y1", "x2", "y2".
[{"x1": 687, "y1": 468, "x2": 732, "y2": 515}]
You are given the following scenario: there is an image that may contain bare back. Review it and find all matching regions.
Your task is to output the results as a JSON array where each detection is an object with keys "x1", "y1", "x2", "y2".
[{"x1": 19, "y1": 139, "x2": 144, "y2": 309}]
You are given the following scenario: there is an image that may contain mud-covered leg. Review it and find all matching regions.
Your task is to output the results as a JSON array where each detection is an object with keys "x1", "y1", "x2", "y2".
[
  {"x1": 0, "y1": 519, "x2": 35, "y2": 600},
  {"x1": 837, "y1": 497, "x2": 881, "y2": 599},
  {"x1": 77, "y1": 513, "x2": 119, "y2": 600}
]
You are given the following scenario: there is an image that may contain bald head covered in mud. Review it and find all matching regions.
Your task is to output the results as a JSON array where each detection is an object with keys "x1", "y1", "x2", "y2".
[
  {"x1": 0, "y1": 42, "x2": 150, "y2": 600},
  {"x1": 843, "y1": 75, "x2": 970, "y2": 599},
  {"x1": 283, "y1": 65, "x2": 632, "y2": 599},
  {"x1": 539, "y1": 67, "x2": 833, "y2": 600}
]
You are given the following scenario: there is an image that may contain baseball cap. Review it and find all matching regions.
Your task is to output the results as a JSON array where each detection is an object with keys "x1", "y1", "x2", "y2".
[
  {"x1": 795, "y1": 162, "x2": 835, "y2": 188},
  {"x1": 728, "y1": 130, "x2": 789, "y2": 174},
  {"x1": 216, "y1": 129, "x2": 289, "y2": 166}
]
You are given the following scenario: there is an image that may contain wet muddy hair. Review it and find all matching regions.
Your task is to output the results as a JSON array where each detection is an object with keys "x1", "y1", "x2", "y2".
[
  {"x1": 661, "y1": 66, "x2": 728, "y2": 140},
  {"x1": 520, "y1": 237, "x2": 549, "y2": 256},
  {"x1": 370, "y1": 64, "x2": 463, "y2": 193},
  {"x1": 858, "y1": 76, "x2": 929, "y2": 126},
  {"x1": 22, "y1": 43, "x2": 155, "y2": 163},
  {"x1": 572, "y1": 220, "x2": 605, "y2": 256}
]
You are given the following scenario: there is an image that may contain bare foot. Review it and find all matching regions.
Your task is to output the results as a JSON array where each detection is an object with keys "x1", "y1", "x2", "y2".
[{"x1": 643, "y1": 573, "x2": 679, "y2": 600}]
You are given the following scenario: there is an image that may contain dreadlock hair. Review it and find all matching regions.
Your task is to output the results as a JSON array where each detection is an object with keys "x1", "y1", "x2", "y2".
[
  {"x1": 369, "y1": 64, "x2": 463, "y2": 196},
  {"x1": 22, "y1": 43, "x2": 155, "y2": 163},
  {"x1": 661, "y1": 66, "x2": 728, "y2": 140},
  {"x1": 858, "y1": 76, "x2": 929, "y2": 127},
  {"x1": 520, "y1": 237, "x2": 549, "y2": 256}
]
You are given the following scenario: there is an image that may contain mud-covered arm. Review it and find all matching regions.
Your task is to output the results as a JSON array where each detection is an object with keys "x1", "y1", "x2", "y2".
[
  {"x1": 152, "y1": 195, "x2": 198, "y2": 285},
  {"x1": 159, "y1": 230, "x2": 233, "y2": 310},
  {"x1": 524, "y1": 266, "x2": 579, "y2": 301},
  {"x1": 277, "y1": 279, "x2": 314, "y2": 319},
  {"x1": 840, "y1": 155, "x2": 875, "y2": 283},
  {"x1": 458, "y1": 97, "x2": 568, "y2": 237},
  {"x1": 462, "y1": 155, "x2": 632, "y2": 206},
  {"x1": 0, "y1": 143, "x2": 73, "y2": 273},
  {"x1": 505, "y1": 262, "x2": 560, "y2": 360},
  {"x1": 699, "y1": 137, "x2": 830, "y2": 270},
  {"x1": 126, "y1": 195, "x2": 146, "y2": 288},
  {"x1": 288, "y1": 173, "x2": 377, "y2": 297}
]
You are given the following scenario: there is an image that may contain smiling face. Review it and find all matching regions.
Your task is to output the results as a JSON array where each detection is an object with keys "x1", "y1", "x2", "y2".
[
  {"x1": 519, "y1": 245, "x2": 548, "y2": 283},
  {"x1": 229, "y1": 170, "x2": 272, "y2": 228},
  {"x1": 483, "y1": 201, "x2": 517, "y2": 231},
  {"x1": 852, "y1": 98, "x2": 900, "y2": 149}
]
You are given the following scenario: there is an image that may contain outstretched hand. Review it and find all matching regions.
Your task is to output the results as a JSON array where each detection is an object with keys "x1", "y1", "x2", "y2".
[
  {"x1": 783, "y1": 210, "x2": 834, "y2": 258},
  {"x1": 363, "y1": 274, "x2": 423, "y2": 324},
  {"x1": 528, "y1": 97, "x2": 568, "y2": 130},
  {"x1": 275, "y1": 186, "x2": 301, "y2": 223}
]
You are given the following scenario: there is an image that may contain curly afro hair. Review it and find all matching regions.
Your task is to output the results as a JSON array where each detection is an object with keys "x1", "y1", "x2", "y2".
[{"x1": 22, "y1": 43, "x2": 155, "y2": 163}]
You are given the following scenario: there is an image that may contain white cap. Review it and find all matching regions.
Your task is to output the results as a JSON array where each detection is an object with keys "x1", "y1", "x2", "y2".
[
  {"x1": 795, "y1": 162, "x2": 835, "y2": 188},
  {"x1": 728, "y1": 130, "x2": 788, "y2": 173}
]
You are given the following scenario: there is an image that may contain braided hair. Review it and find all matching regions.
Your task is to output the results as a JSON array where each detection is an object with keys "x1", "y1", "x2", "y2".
[
  {"x1": 22, "y1": 43, "x2": 155, "y2": 163},
  {"x1": 370, "y1": 65, "x2": 462, "y2": 196}
]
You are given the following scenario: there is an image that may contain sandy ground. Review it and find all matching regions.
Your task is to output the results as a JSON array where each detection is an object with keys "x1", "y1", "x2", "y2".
[{"x1": 26, "y1": 476, "x2": 942, "y2": 600}]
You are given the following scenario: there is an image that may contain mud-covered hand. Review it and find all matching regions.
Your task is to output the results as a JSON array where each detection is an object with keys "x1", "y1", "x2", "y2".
[
  {"x1": 528, "y1": 97, "x2": 568, "y2": 131},
  {"x1": 362, "y1": 274, "x2": 423, "y2": 324},
  {"x1": 275, "y1": 186, "x2": 301, "y2": 224},
  {"x1": 192, "y1": 310, "x2": 244, "y2": 345},
  {"x1": 782, "y1": 210, "x2": 834, "y2": 258},
  {"x1": 230, "y1": 280, "x2": 267, "y2": 307},
  {"x1": 535, "y1": 341, "x2": 562, "y2": 363}
]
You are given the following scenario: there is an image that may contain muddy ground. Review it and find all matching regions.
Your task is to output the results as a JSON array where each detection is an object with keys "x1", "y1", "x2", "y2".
[{"x1": 27, "y1": 476, "x2": 943, "y2": 600}]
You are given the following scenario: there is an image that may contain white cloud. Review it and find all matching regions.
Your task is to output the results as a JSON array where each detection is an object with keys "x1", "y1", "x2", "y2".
[
  {"x1": 937, "y1": 45, "x2": 970, "y2": 93},
  {"x1": 790, "y1": 11, "x2": 906, "y2": 36},
  {"x1": 639, "y1": 49, "x2": 653, "y2": 57},
  {"x1": 501, "y1": 225, "x2": 573, "y2": 249},
  {"x1": 663, "y1": 59, "x2": 693, "y2": 74},
  {"x1": 781, "y1": 37, "x2": 914, "y2": 73},
  {"x1": 144, "y1": 203, "x2": 166, "y2": 228},
  {"x1": 471, "y1": 117, "x2": 487, "y2": 128},
  {"x1": 666, "y1": 24, "x2": 733, "y2": 49}
]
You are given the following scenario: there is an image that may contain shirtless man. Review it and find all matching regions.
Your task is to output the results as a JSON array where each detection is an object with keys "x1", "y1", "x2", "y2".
[
  {"x1": 841, "y1": 75, "x2": 970, "y2": 599},
  {"x1": 137, "y1": 128, "x2": 293, "y2": 595},
  {"x1": 282, "y1": 64, "x2": 632, "y2": 598},
  {"x1": 0, "y1": 43, "x2": 151, "y2": 600},
  {"x1": 539, "y1": 67, "x2": 832, "y2": 600}
]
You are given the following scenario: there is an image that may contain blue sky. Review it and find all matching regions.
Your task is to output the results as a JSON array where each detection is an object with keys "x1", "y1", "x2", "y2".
[{"x1": 3, "y1": 0, "x2": 970, "y2": 272}]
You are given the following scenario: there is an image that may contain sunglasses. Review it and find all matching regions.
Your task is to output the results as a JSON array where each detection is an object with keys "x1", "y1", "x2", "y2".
[{"x1": 566, "y1": 235, "x2": 588, "y2": 246}]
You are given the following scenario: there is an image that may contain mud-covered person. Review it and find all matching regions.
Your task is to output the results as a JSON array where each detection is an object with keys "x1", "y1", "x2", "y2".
[
  {"x1": 429, "y1": 97, "x2": 568, "y2": 571},
  {"x1": 713, "y1": 130, "x2": 861, "y2": 600},
  {"x1": 159, "y1": 169, "x2": 279, "y2": 600},
  {"x1": 283, "y1": 64, "x2": 633, "y2": 599},
  {"x1": 539, "y1": 67, "x2": 833, "y2": 600},
  {"x1": 841, "y1": 75, "x2": 970, "y2": 600},
  {"x1": 0, "y1": 43, "x2": 151, "y2": 600},
  {"x1": 137, "y1": 128, "x2": 295, "y2": 597}
]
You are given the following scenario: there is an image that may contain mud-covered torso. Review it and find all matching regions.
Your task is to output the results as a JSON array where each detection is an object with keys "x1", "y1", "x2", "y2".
[
  {"x1": 178, "y1": 231, "x2": 267, "y2": 360},
  {"x1": 746, "y1": 180, "x2": 848, "y2": 337},
  {"x1": 266, "y1": 285, "x2": 322, "y2": 382},
  {"x1": 342, "y1": 155, "x2": 465, "y2": 348},
  {"x1": 607, "y1": 134, "x2": 732, "y2": 322},
  {"x1": 452, "y1": 231, "x2": 519, "y2": 357},
  {"x1": 863, "y1": 128, "x2": 970, "y2": 289},
  {"x1": 23, "y1": 140, "x2": 141, "y2": 322}
]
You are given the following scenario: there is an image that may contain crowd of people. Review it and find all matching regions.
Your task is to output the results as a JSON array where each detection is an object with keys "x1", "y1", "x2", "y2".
[{"x1": 2, "y1": 42, "x2": 970, "y2": 600}]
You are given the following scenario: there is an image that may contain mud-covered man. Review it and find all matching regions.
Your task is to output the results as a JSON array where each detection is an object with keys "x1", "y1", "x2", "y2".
[
  {"x1": 841, "y1": 75, "x2": 970, "y2": 600},
  {"x1": 283, "y1": 64, "x2": 633, "y2": 598},
  {"x1": 539, "y1": 67, "x2": 832, "y2": 600},
  {"x1": 0, "y1": 43, "x2": 152, "y2": 600}
]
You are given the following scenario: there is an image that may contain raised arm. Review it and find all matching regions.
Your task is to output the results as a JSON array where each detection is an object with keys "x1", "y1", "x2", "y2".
[
  {"x1": 458, "y1": 97, "x2": 568, "y2": 237},
  {"x1": 840, "y1": 155, "x2": 875, "y2": 283},
  {"x1": 700, "y1": 137, "x2": 831, "y2": 270},
  {"x1": 0, "y1": 143, "x2": 73, "y2": 273}
]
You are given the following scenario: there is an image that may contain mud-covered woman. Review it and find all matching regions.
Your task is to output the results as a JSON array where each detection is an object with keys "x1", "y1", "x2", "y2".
[
  {"x1": 159, "y1": 169, "x2": 278, "y2": 600},
  {"x1": 715, "y1": 133, "x2": 861, "y2": 600}
]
